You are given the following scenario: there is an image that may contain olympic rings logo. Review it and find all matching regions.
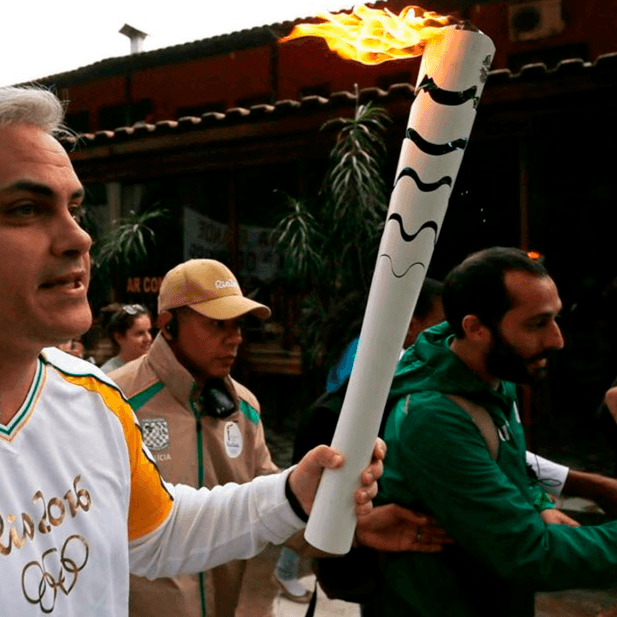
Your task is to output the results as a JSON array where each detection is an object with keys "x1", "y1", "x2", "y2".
[{"x1": 21, "y1": 534, "x2": 89, "y2": 614}]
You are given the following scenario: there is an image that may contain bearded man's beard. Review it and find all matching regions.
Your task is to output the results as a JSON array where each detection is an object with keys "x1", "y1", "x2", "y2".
[{"x1": 485, "y1": 327, "x2": 553, "y2": 385}]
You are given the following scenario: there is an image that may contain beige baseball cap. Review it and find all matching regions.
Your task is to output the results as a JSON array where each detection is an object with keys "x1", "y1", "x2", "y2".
[{"x1": 158, "y1": 259, "x2": 271, "y2": 320}]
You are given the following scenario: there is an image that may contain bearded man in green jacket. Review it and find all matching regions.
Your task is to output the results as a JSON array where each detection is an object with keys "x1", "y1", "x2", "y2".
[{"x1": 371, "y1": 246, "x2": 617, "y2": 616}]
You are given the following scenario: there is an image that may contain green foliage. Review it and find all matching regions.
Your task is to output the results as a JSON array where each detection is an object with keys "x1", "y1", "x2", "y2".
[
  {"x1": 273, "y1": 98, "x2": 391, "y2": 369},
  {"x1": 86, "y1": 206, "x2": 173, "y2": 313},
  {"x1": 323, "y1": 102, "x2": 390, "y2": 228},
  {"x1": 272, "y1": 192, "x2": 324, "y2": 282},
  {"x1": 92, "y1": 207, "x2": 172, "y2": 279}
]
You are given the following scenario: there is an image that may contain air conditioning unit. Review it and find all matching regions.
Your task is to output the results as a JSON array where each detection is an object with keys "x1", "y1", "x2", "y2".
[{"x1": 508, "y1": 0, "x2": 565, "y2": 42}]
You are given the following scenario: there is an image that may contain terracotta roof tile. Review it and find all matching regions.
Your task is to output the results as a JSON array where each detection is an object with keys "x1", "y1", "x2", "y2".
[
  {"x1": 274, "y1": 99, "x2": 302, "y2": 111},
  {"x1": 201, "y1": 112, "x2": 226, "y2": 121},
  {"x1": 225, "y1": 107, "x2": 252, "y2": 120},
  {"x1": 154, "y1": 120, "x2": 179, "y2": 131},
  {"x1": 249, "y1": 103, "x2": 276, "y2": 114},
  {"x1": 329, "y1": 90, "x2": 359, "y2": 106},
  {"x1": 73, "y1": 54, "x2": 617, "y2": 147},
  {"x1": 358, "y1": 86, "x2": 388, "y2": 103},
  {"x1": 177, "y1": 116, "x2": 203, "y2": 128},
  {"x1": 132, "y1": 122, "x2": 156, "y2": 135},
  {"x1": 112, "y1": 126, "x2": 136, "y2": 138},
  {"x1": 517, "y1": 62, "x2": 549, "y2": 81},
  {"x1": 298, "y1": 94, "x2": 330, "y2": 106},
  {"x1": 592, "y1": 52, "x2": 617, "y2": 80},
  {"x1": 91, "y1": 130, "x2": 115, "y2": 141},
  {"x1": 386, "y1": 82, "x2": 415, "y2": 98},
  {"x1": 485, "y1": 68, "x2": 513, "y2": 86},
  {"x1": 554, "y1": 58, "x2": 588, "y2": 75},
  {"x1": 595, "y1": 51, "x2": 617, "y2": 66}
]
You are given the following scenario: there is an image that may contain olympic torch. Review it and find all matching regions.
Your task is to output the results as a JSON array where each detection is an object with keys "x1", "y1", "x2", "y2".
[{"x1": 281, "y1": 5, "x2": 495, "y2": 554}]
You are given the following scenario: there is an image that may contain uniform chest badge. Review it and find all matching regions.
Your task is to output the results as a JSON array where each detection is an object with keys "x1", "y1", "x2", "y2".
[
  {"x1": 141, "y1": 417, "x2": 170, "y2": 451},
  {"x1": 224, "y1": 422, "x2": 243, "y2": 459}
]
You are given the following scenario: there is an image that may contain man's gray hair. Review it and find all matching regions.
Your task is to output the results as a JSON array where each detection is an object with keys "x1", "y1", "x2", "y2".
[{"x1": 0, "y1": 86, "x2": 66, "y2": 136}]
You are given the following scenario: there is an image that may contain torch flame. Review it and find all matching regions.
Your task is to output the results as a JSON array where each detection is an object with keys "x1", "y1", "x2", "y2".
[{"x1": 279, "y1": 4, "x2": 457, "y2": 65}]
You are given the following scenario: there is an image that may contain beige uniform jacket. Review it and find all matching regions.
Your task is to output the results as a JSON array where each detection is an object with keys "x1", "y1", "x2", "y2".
[{"x1": 110, "y1": 334, "x2": 279, "y2": 617}]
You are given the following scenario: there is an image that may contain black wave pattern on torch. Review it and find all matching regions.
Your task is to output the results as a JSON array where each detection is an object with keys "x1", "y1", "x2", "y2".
[
  {"x1": 394, "y1": 167, "x2": 452, "y2": 191},
  {"x1": 416, "y1": 74, "x2": 480, "y2": 109},
  {"x1": 406, "y1": 128, "x2": 468, "y2": 156},
  {"x1": 379, "y1": 217, "x2": 439, "y2": 278},
  {"x1": 382, "y1": 72, "x2": 477, "y2": 278}
]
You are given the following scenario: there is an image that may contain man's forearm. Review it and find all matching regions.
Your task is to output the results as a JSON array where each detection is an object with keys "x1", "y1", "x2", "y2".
[{"x1": 563, "y1": 469, "x2": 617, "y2": 517}]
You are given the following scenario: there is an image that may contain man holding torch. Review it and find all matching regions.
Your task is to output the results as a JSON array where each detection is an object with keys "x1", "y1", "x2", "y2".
[
  {"x1": 0, "y1": 84, "x2": 403, "y2": 617},
  {"x1": 370, "y1": 247, "x2": 617, "y2": 617}
]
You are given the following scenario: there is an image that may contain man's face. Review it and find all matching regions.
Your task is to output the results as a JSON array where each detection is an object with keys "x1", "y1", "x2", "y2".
[
  {"x1": 485, "y1": 271, "x2": 564, "y2": 384},
  {"x1": 174, "y1": 309, "x2": 243, "y2": 380},
  {"x1": 0, "y1": 125, "x2": 92, "y2": 355}
]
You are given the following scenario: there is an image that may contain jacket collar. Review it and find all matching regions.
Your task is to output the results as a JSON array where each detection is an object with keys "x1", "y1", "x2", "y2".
[
  {"x1": 392, "y1": 322, "x2": 516, "y2": 411},
  {"x1": 147, "y1": 333, "x2": 239, "y2": 412}
]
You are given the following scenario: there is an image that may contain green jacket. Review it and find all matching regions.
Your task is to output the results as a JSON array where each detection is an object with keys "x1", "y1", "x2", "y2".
[{"x1": 375, "y1": 322, "x2": 617, "y2": 617}]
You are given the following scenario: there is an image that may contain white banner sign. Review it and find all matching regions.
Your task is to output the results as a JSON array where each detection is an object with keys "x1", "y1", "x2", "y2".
[{"x1": 183, "y1": 207, "x2": 280, "y2": 282}]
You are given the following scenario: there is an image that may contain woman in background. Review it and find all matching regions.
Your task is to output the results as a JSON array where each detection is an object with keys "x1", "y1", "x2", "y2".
[{"x1": 100, "y1": 304, "x2": 153, "y2": 373}]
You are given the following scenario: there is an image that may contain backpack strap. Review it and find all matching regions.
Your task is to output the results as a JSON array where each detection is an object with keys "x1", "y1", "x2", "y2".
[{"x1": 446, "y1": 394, "x2": 499, "y2": 461}]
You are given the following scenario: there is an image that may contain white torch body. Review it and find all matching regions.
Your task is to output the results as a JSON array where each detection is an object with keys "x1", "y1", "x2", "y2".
[{"x1": 304, "y1": 27, "x2": 495, "y2": 554}]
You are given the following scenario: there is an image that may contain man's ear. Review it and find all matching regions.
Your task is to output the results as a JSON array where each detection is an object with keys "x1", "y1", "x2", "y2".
[
  {"x1": 461, "y1": 314, "x2": 490, "y2": 343},
  {"x1": 157, "y1": 311, "x2": 173, "y2": 340}
]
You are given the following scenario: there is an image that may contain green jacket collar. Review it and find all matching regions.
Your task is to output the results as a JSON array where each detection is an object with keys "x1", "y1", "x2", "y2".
[{"x1": 389, "y1": 321, "x2": 516, "y2": 411}]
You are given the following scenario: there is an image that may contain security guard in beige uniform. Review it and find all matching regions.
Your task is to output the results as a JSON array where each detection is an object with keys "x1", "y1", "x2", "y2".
[{"x1": 111, "y1": 259, "x2": 279, "y2": 617}]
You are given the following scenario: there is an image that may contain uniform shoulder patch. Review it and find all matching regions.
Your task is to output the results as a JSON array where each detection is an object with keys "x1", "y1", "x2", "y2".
[{"x1": 141, "y1": 417, "x2": 170, "y2": 451}]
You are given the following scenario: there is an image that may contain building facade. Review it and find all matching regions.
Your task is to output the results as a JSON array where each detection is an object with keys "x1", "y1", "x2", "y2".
[{"x1": 28, "y1": 0, "x2": 617, "y2": 437}]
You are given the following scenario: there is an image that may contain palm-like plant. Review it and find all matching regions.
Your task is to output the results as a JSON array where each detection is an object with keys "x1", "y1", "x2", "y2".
[
  {"x1": 272, "y1": 193, "x2": 324, "y2": 282},
  {"x1": 273, "y1": 97, "x2": 390, "y2": 369},
  {"x1": 87, "y1": 206, "x2": 172, "y2": 312},
  {"x1": 321, "y1": 100, "x2": 390, "y2": 292},
  {"x1": 92, "y1": 207, "x2": 171, "y2": 278}
]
